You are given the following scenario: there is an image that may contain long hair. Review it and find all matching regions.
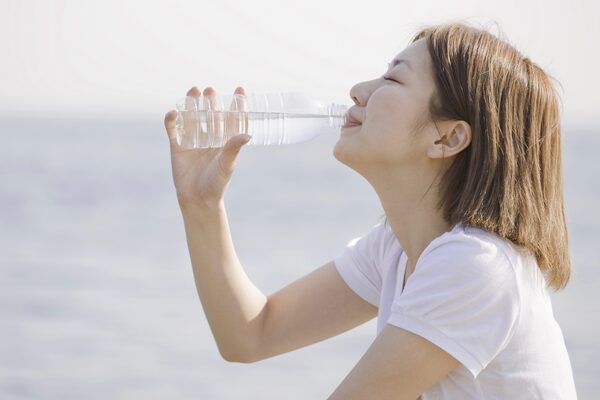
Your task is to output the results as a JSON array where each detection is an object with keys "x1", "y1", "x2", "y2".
[{"x1": 382, "y1": 22, "x2": 570, "y2": 290}]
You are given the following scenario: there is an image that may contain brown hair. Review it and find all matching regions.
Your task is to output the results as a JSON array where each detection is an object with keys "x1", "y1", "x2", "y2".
[{"x1": 390, "y1": 22, "x2": 571, "y2": 290}]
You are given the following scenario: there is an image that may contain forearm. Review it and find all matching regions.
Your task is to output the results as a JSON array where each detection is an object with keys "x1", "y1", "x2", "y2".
[{"x1": 180, "y1": 200, "x2": 267, "y2": 361}]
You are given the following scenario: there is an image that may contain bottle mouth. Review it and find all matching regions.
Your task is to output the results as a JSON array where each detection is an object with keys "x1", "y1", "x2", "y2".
[{"x1": 327, "y1": 104, "x2": 349, "y2": 128}]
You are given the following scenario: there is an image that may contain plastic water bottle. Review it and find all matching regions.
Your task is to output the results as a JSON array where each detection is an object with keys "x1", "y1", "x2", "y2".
[{"x1": 174, "y1": 92, "x2": 349, "y2": 149}]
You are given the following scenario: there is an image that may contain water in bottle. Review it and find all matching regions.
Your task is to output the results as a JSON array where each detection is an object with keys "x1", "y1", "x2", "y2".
[{"x1": 175, "y1": 92, "x2": 349, "y2": 149}]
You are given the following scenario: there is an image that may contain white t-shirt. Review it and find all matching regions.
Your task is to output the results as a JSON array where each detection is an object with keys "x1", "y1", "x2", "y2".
[{"x1": 334, "y1": 220, "x2": 577, "y2": 399}]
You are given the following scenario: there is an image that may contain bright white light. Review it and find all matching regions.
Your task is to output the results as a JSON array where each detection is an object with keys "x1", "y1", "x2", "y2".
[{"x1": 0, "y1": 0, "x2": 598, "y2": 128}]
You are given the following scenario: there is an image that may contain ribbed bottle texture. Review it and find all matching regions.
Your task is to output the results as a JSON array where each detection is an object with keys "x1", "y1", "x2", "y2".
[{"x1": 175, "y1": 92, "x2": 349, "y2": 149}]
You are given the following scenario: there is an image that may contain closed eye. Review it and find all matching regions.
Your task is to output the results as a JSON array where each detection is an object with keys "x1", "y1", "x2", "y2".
[{"x1": 383, "y1": 75, "x2": 401, "y2": 84}]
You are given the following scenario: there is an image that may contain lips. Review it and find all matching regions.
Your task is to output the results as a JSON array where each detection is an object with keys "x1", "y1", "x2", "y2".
[{"x1": 342, "y1": 111, "x2": 362, "y2": 128}]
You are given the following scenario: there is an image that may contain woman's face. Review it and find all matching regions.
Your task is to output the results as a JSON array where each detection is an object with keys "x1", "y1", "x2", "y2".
[{"x1": 333, "y1": 38, "x2": 439, "y2": 172}]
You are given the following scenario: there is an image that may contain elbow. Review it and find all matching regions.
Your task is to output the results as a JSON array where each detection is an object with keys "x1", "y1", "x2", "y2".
[
  {"x1": 220, "y1": 352, "x2": 250, "y2": 363},
  {"x1": 219, "y1": 346, "x2": 257, "y2": 364},
  {"x1": 217, "y1": 310, "x2": 267, "y2": 364}
]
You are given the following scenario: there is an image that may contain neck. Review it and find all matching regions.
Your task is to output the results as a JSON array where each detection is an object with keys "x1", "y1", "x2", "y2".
[{"x1": 369, "y1": 169, "x2": 453, "y2": 266}]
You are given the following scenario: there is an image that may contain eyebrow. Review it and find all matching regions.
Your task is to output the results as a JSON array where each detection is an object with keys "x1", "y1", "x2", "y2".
[{"x1": 388, "y1": 58, "x2": 413, "y2": 72}]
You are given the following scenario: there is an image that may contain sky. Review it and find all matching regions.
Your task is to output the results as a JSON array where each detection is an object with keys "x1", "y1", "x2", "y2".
[{"x1": 1, "y1": 0, "x2": 598, "y2": 129}]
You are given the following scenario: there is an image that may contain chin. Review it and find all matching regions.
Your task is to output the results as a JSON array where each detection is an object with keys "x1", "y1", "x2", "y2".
[
  {"x1": 333, "y1": 136, "x2": 362, "y2": 172},
  {"x1": 333, "y1": 137, "x2": 348, "y2": 165}
]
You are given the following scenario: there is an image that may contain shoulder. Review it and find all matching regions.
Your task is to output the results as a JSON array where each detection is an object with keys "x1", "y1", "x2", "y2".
[
  {"x1": 390, "y1": 223, "x2": 523, "y2": 376},
  {"x1": 418, "y1": 223, "x2": 519, "y2": 286},
  {"x1": 346, "y1": 220, "x2": 401, "y2": 257}
]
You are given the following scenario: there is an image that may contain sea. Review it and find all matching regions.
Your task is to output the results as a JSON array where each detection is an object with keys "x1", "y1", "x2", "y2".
[{"x1": 1, "y1": 116, "x2": 598, "y2": 399}]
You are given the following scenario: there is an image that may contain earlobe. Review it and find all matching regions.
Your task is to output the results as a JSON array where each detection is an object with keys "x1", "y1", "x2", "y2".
[{"x1": 428, "y1": 121, "x2": 471, "y2": 159}]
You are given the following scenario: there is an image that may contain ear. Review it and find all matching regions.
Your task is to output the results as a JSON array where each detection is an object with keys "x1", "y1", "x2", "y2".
[{"x1": 427, "y1": 120, "x2": 471, "y2": 159}]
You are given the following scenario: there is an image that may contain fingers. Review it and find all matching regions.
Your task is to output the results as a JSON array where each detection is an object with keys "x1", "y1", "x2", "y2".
[
  {"x1": 171, "y1": 85, "x2": 249, "y2": 149},
  {"x1": 234, "y1": 86, "x2": 245, "y2": 96},
  {"x1": 226, "y1": 86, "x2": 248, "y2": 137},
  {"x1": 202, "y1": 86, "x2": 216, "y2": 101},
  {"x1": 174, "y1": 86, "x2": 202, "y2": 149},
  {"x1": 203, "y1": 87, "x2": 222, "y2": 144},
  {"x1": 232, "y1": 87, "x2": 247, "y2": 114},
  {"x1": 218, "y1": 133, "x2": 252, "y2": 177},
  {"x1": 164, "y1": 110, "x2": 178, "y2": 141},
  {"x1": 187, "y1": 86, "x2": 201, "y2": 97},
  {"x1": 234, "y1": 87, "x2": 249, "y2": 135}
]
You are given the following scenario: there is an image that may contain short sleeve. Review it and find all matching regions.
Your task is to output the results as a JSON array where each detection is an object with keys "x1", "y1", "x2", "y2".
[
  {"x1": 386, "y1": 232, "x2": 520, "y2": 378},
  {"x1": 333, "y1": 222, "x2": 389, "y2": 307}
]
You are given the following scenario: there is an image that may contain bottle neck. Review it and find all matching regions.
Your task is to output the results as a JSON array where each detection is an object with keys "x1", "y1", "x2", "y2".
[
  {"x1": 327, "y1": 104, "x2": 349, "y2": 128},
  {"x1": 327, "y1": 104, "x2": 348, "y2": 117}
]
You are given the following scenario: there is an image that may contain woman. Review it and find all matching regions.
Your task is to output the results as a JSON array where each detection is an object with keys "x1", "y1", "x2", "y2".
[{"x1": 163, "y1": 22, "x2": 577, "y2": 399}]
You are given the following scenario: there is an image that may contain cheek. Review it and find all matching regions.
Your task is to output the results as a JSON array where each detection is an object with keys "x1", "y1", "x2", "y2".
[
  {"x1": 366, "y1": 90, "x2": 412, "y2": 133},
  {"x1": 333, "y1": 88, "x2": 427, "y2": 165},
  {"x1": 371, "y1": 95, "x2": 430, "y2": 152},
  {"x1": 333, "y1": 126, "x2": 381, "y2": 165}
]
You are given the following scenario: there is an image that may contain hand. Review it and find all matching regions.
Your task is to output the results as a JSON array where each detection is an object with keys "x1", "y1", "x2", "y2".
[{"x1": 164, "y1": 86, "x2": 251, "y2": 207}]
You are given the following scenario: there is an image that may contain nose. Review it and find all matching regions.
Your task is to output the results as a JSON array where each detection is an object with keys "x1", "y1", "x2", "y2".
[
  {"x1": 349, "y1": 84, "x2": 363, "y2": 106},
  {"x1": 349, "y1": 79, "x2": 377, "y2": 106}
]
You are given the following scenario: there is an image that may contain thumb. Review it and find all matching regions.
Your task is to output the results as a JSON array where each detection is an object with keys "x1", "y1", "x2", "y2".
[{"x1": 218, "y1": 134, "x2": 252, "y2": 175}]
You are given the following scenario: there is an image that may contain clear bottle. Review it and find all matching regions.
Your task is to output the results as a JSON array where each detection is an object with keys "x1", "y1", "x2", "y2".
[{"x1": 175, "y1": 92, "x2": 349, "y2": 149}]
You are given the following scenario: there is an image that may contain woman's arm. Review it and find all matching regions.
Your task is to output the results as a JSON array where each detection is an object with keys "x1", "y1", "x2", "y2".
[
  {"x1": 327, "y1": 325, "x2": 459, "y2": 399},
  {"x1": 251, "y1": 260, "x2": 377, "y2": 362},
  {"x1": 181, "y1": 202, "x2": 378, "y2": 363},
  {"x1": 165, "y1": 84, "x2": 267, "y2": 361},
  {"x1": 165, "y1": 85, "x2": 376, "y2": 363},
  {"x1": 180, "y1": 201, "x2": 268, "y2": 361}
]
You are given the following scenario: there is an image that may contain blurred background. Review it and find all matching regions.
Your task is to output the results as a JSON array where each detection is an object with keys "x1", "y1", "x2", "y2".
[{"x1": 1, "y1": 0, "x2": 598, "y2": 398}]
